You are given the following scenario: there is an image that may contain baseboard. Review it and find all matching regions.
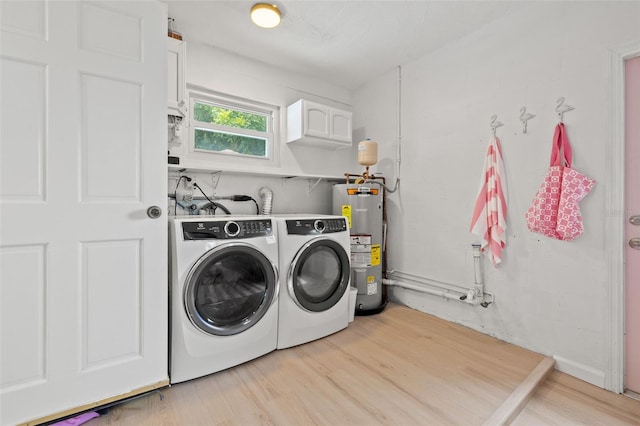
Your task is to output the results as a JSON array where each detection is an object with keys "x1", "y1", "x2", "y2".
[
  {"x1": 553, "y1": 355, "x2": 605, "y2": 388},
  {"x1": 624, "y1": 390, "x2": 640, "y2": 401}
]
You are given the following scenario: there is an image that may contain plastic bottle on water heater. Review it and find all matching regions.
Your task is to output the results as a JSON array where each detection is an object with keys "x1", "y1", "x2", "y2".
[{"x1": 358, "y1": 139, "x2": 378, "y2": 166}]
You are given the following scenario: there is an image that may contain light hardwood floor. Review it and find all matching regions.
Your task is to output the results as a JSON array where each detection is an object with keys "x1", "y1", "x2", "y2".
[{"x1": 87, "y1": 303, "x2": 640, "y2": 425}]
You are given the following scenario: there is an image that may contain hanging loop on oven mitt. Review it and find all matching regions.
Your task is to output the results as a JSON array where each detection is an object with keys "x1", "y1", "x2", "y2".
[{"x1": 525, "y1": 123, "x2": 595, "y2": 240}]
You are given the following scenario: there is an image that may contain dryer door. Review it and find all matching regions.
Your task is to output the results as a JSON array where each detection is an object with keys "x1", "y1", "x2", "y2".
[
  {"x1": 184, "y1": 243, "x2": 277, "y2": 336},
  {"x1": 288, "y1": 238, "x2": 350, "y2": 312}
]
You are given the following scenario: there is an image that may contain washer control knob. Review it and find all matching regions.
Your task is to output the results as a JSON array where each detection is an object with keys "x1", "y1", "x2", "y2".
[
  {"x1": 314, "y1": 220, "x2": 325, "y2": 233},
  {"x1": 224, "y1": 221, "x2": 240, "y2": 237}
]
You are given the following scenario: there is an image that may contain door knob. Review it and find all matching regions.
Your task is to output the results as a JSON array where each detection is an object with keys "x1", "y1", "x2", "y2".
[
  {"x1": 630, "y1": 215, "x2": 640, "y2": 226},
  {"x1": 630, "y1": 238, "x2": 640, "y2": 250},
  {"x1": 147, "y1": 206, "x2": 162, "y2": 219}
]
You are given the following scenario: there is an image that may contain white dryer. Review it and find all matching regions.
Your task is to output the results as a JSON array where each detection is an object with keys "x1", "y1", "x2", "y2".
[
  {"x1": 275, "y1": 215, "x2": 351, "y2": 349},
  {"x1": 169, "y1": 216, "x2": 278, "y2": 384}
]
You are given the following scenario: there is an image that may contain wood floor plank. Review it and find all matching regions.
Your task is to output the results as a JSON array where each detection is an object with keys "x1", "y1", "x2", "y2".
[
  {"x1": 85, "y1": 303, "x2": 640, "y2": 426},
  {"x1": 513, "y1": 371, "x2": 640, "y2": 426}
]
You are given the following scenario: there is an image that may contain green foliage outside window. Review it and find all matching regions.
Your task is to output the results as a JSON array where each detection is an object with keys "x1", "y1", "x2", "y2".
[
  {"x1": 194, "y1": 128, "x2": 267, "y2": 156},
  {"x1": 193, "y1": 102, "x2": 268, "y2": 157}
]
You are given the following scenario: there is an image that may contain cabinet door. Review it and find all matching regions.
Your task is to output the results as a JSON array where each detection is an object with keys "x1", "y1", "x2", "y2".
[
  {"x1": 167, "y1": 37, "x2": 186, "y2": 116},
  {"x1": 0, "y1": 2, "x2": 168, "y2": 424},
  {"x1": 303, "y1": 100, "x2": 331, "y2": 139},
  {"x1": 330, "y1": 108, "x2": 353, "y2": 143}
]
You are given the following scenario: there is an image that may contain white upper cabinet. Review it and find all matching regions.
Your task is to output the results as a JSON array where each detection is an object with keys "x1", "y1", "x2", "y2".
[
  {"x1": 330, "y1": 108, "x2": 352, "y2": 143},
  {"x1": 287, "y1": 99, "x2": 352, "y2": 148},
  {"x1": 167, "y1": 37, "x2": 186, "y2": 116}
]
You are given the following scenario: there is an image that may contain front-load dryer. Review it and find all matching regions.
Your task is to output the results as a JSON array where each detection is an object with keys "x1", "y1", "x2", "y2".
[
  {"x1": 275, "y1": 215, "x2": 351, "y2": 349},
  {"x1": 169, "y1": 216, "x2": 278, "y2": 384}
]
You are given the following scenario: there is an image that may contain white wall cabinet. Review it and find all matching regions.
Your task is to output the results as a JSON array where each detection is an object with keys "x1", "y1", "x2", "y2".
[
  {"x1": 167, "y1": 37, "x2": 187, "y2": 117},
  {"x1": 287, "y1": 99, "x2": 352, "y2": 148}
]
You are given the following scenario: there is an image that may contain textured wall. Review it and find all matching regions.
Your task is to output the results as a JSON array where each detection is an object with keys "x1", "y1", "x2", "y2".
[
  {"x1": 182, "y1": 42, "x2": 360, "y2": 178},
  {"x1": 353, "y1": 1, "x2": 640, "y2": 387}
]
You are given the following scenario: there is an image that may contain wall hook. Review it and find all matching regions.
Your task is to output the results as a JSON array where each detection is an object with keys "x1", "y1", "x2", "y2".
[
  {"x1": 556, "y1": 97, "x2": 574, "y2": 122},
  {"x1": 519, "y1": 107, "x2": 536, "y2": 134},
  {"x1": 490, "y1": 114, "x2": 503, "y2": 137}
]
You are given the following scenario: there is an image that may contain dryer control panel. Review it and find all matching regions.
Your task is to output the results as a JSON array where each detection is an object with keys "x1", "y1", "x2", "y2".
[
  {"x1": 182, "y1": 219, "x2": 273, "y2": 240},
  {"x1": 286, "y1": 218, "x2": 347, "y2": 235}
]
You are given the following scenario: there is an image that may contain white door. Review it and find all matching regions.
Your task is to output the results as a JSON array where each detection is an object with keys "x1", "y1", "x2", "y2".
[
  {"x1": 625, "y1": 56, "x2": 640, "y2": 394},
  {"x1": 0, "y1": 1, "x2": 168, "y2": 424}
]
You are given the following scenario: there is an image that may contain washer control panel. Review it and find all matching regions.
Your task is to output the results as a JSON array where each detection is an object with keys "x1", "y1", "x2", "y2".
[
  {"x1": 286, "y1": 218, "x2": 347, "y2": 235},
  {"x1": 182, "y1": 219, "x2": 273, "y2": 240}
]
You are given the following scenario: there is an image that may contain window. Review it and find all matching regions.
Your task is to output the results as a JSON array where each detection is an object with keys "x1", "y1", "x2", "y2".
[{"x1": 189, "y1": 92, "x2": 276, "y2": 160}]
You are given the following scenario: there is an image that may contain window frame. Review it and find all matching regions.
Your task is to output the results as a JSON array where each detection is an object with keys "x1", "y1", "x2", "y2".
[{"x1": 187, "y1": 88, "x2": 279, "y2": 166}]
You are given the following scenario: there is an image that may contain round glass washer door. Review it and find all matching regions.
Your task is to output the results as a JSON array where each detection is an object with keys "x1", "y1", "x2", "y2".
[
  {"x1": 184, "y1": 243, "x2": 277, "y2": 336},
  {"x1": 288, "y1": 238, "x2": 350, "y2": 312}
]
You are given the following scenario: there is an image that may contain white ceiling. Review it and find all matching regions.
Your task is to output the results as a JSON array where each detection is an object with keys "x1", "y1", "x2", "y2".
[{"x1": 165, "y1": 1, "x2": 530, "y2": 90}]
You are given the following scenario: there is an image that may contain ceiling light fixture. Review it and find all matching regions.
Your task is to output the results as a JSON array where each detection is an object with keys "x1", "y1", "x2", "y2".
[{"x1": 250, "y1": 3, "x2": 281, "y2": 29}]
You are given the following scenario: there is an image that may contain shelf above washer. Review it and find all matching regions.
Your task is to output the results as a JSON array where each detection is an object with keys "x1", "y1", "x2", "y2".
[{"x1": 168, "y1": 163, "x2": 347, "y2": 182}]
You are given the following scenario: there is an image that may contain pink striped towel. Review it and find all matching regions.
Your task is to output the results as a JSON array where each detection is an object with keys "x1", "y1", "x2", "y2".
[{"x1": 470, "y1": 136, "x2": 508, "y2": 266}]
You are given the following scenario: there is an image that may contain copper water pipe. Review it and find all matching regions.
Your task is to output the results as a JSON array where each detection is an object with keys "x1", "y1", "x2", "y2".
[{"x1": 344, "y1": 172, "x2": 386, "y2": 184}]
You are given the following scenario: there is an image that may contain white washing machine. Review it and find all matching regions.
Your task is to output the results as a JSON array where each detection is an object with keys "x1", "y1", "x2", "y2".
[
  {"x1": 275, "y1": 215, "x2": 351, "y2": 349},
  {"x1": 169, "y1": 216, "x2": 279, "y2": 384}
]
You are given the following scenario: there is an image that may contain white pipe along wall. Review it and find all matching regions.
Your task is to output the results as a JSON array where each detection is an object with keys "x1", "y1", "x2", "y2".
[
  {"x1": 384, "y1": 247, "x2": 494, "y2": 308},
  {"x1": 384, "y1": 244, "x2": 492, "y2": 307},
  {"x1": 353, "y1": 1, "x2": 640, "y2": 391}
]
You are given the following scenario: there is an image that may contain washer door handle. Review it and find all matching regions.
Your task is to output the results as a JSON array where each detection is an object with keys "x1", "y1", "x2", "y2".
[{"x1": 147, "y1": 206, "x2": 162, "y2": 219}]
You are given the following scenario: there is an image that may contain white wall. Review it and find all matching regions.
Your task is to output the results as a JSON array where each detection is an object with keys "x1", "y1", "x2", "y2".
[
  {"x1": 168, "y1": 42, "x2": 361, "y2": 215},
  {"x1": 354, "y1": 1, "x2": 640, "y2": 388},
  {"x1": 168, "y1": 170, "x2": 336, "y2": 216}
]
